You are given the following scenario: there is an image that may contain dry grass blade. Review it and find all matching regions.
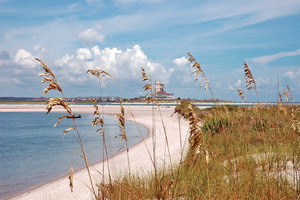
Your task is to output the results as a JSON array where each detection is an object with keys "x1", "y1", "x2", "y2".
[
  {"x1": 278, "y1": 93, "x2": 283, "y2": 103},
  {"x1": 283, "y1": 85, "x2": 293, "y2": 102},
  {"x1": 92, "y1": 117, "x2": 104, "y2": 127},
  {"x1": 187, "y1": 53, "x2": 215, "y2": 100},
  {"x1": 243, "y1": 61, "x2": 260, "y2": 103},
  {"x1": 93, "y1": 105, "x2": 100, "y2": 115},
  {"x1": 68, "y1": 168, "x2": 74, "y2": 192},
  {"x1": 116, "y1": 103, "x2": 127, "y2": 141},
  {"x1": 237, "y1": 88, "x2": 246, "y2": 103},
  {"x1": 64, "y1": 127, "x2": 74, "y2": 134},
  {"x1": 87, "y1": 69, "x2": 111, "y2": 80},
  {"x1": 46, "y1": 97, "x2": 72, "y2": 114},
  {"x1": 140, "y1": 67, "x2": 153, "y2": 105},
  {"x1": 35, "y1": 58, "x2": 56, "y2": 78},
  {"x1": 40, "y1": 78, "x2": 53, "y2": 83},
  {"x1": 187, "y1": 104, "x2": 202, "y2": 148},
  {"x1": 143, "y1": 83, "x2": 152, "y2": 92},
  {"x1": 36, "y1": 58, "x2": 63, "y2": 95},
  {"x1": 141, "y1": 67, "x2": 150, "y2": 81},
  {"x1": 204, "y1": 80, "x2": 209, "y2": 91},
  {"x1": 243, "y1": 61, "x2": 256, "y2": 91},
  {"x1": 54, "y1": 115, "x2": 69, "y2": 127},
  {"x1": 188, "y1": 53, "x2": 203, "y2": 76},
  {"x1": 43, "y1": 82, "x2": 63, "y2": 94},
  {"x1": 37, "y1": 58, "x2": 97, "y2": 198}
]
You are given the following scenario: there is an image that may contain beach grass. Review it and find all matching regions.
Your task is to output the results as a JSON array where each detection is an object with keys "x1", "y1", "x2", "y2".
[
  {"x1": 98, "y1": 102, "x2": 300, "y2": 199},
  {"x1": 31, "y1": 55, "x2": 300, "y2": 200}
]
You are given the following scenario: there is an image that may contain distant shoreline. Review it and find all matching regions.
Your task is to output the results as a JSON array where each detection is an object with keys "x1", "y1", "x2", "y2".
[{"x1": 1, "y1": 101, "x2": 298, "y2": 107}]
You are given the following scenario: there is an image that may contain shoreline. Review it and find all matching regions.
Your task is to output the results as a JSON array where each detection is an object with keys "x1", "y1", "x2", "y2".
[
  {"x1": 6, "y1": 112, "x2": 150, "y2": 200},
  {"x1": 1, "y1": 104, "x2": 190, "y2": 200}
]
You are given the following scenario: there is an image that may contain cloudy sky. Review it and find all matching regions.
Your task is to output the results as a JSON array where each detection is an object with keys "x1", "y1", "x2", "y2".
[{"x1": 0, "y1": 0, "x2": 299, "y2": 102}]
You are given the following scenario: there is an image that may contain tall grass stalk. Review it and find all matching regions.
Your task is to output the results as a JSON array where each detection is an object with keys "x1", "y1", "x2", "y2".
[
  {"x1": 36, "y1": 58, "x2": 97, "y2": 198},
  {"x1": 116, "y1": 102, "x2": 131, "y2": 178},
  {"x1": 86, "y1": 70, "x2": 113, "y2": 187},
  {"x1": 187, "y1": 53, "x2": 215, "y2": 100}
]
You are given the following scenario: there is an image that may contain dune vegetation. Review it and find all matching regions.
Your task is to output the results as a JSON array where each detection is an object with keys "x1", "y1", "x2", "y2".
[{"x1": 35, "y1": 53, "x2": 300, "y2": 199}]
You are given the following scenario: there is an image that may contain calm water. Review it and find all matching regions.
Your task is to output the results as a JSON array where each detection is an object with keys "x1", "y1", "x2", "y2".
[{"x1": 0, "y1": 112, "x2": 147, "y2": 199}]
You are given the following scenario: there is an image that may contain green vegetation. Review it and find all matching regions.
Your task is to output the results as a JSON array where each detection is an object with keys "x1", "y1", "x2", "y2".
[{"x1": 99, "y1": 102, "x2": 300, "y2": 199}]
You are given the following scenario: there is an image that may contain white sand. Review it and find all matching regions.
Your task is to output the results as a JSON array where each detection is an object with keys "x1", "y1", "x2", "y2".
[{"x1": 1, "y1": 104, "x2": 189, "y2": 200}]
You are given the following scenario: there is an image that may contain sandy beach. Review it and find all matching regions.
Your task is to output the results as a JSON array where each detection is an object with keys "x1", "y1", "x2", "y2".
[{"x1": 0, "y1": 104, "x2": 190, "y2": 200}]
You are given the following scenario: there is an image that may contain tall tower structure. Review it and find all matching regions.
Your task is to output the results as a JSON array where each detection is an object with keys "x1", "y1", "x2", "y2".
[{"x1": 155, "y1": 81, "x2": 164, "y2": 94}]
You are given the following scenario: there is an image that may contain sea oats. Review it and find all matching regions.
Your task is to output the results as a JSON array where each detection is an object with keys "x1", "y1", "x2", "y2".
[
  {"x1": 86, "y1": 69, "x2": 111, "y2": 80},
  {"x1": 63, "y1": 127, "x2": 74, "y2": 134},
  {"x1": 46, "y1": 97, "x2": 72, "y2": 114},
  {"x1": 187, "y1": 53, "x2": 215, "y2": 99},
  {"x1": 243, "y1": 61, "x2": 256, "y2": 91},
  {"x1": 68, "y1": 168, "x2": 74, "y2": 192},
  {"x1": 237, "y1": 88, "x2": 246, "y2": 103}
]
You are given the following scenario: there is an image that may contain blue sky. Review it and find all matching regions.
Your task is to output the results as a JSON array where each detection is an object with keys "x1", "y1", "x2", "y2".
[{"x1": 0, "y1": 0, "x2": 299, "y2": 102}]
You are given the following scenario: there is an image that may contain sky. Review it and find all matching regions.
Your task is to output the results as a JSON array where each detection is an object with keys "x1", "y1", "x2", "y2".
[{"x1": 0, "y1": 0, "x2": 299, "y2": 102}]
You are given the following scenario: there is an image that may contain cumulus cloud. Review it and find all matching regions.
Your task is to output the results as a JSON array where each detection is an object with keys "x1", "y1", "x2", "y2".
[
  {"x1": 54, "y1": 44, "x2": 172, "y2": 85},
  {"x1": 76, "y1": 48, "x2": 93, "y2": 60},
  {"x1": 251, "y1": 49, "x2": 300, "y2": 64},
  {"x1": 284, "y1": 69, "x2": 300, "y2": 79},
  {"x1": 85, "y1": 0, "x2": 102, "y2": 5},
  {"x1": 256, "y1": 77, "x2": 270, "y2": 86},
  {"x1": 234, "y1": 79, "x2": 242, "y2": 87},
  {"x1": 14, "y1": 49, "x2": 37, "y2": 68},
  {"x1": 114, "y1": 0, "x2": 161, "y2": 6},
  {"x1": 78, "y1": 25, "x2": 105, "y2": 45},
  {"x1": 172, "y1": 56, "x2": 189, "y2": 66}
]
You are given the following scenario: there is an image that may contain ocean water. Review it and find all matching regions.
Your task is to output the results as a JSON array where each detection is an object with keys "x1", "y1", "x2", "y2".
[{"x1": 0, "y1": 112, "x2": 147, "y2": 199}]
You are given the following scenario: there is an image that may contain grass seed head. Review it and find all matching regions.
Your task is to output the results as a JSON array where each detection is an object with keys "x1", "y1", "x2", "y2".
[
  {"x1": 243, "y1": 61, "x2": 256, "y2": 91},
  {"x1": 64, "y1": 127, "x2": 74, "y2": 134},
  {"x1": 116, "y1": 103, "x2": 127, "y2": 142},
  {"x1": 237, "y1": 88, "x2": 247, "y2": 103},
  {"x1": 46, "y1": 98, "x2": 72, "y2": 114},
  {"x1": 86, "y1": 69, "x2": 111, "y2": 80},
  {"x1": 68, "y1": 167, "x2": 74, "y2": 192}
]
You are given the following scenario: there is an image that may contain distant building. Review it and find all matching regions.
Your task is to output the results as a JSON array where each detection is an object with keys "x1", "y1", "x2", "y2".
[{"x1": 154, "y1": 81, "x2": 174, "y2": 100}]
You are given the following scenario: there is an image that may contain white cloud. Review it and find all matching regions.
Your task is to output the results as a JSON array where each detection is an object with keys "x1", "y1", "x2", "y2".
[
  {"x1": 234, "y1": 79, "x2": 242, "y2": 87},
  {"x1": 14, "y1": 49, "x2": 37, "y2": 68},
  {"x1": 0, "y1": 77, "x2": 21, "y2": 84},
  {"x1": 172, "y1": 56, "x2": 189, "y2": 66},
  {"x1": 85, "y1": 0, "x2": 102, "y2": 5},
  {"x1": 76, "y1": 48, "x2": 93, "y2": 60},
  {"x1": 251, "y1": 49, "x2": 300, "y2": 64},
  {"x1": 284, "y1": 69, "x2": 300, "y2": 79},
  {"x1": 114, "y1": 0, "x2": 161, "y2": 6},
  {"x1": 256, "y1": 77, "x2": 270, "y2": 86},
  {"x1": 214, "y1": 82, "x2": 222, "y2": 89},
  {"x1": 78, "y1": 25, "x2": 105, "y2": 45},
  {"x1": 226, "y1": 84, "x2": 235, "y2": 91},
  {"x1": 54, "y1": 44, "x2": 172, "y2": 85}
]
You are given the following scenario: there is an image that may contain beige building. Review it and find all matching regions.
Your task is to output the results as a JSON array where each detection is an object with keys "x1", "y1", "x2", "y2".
[{"x1": 154, "y1": 81, "x2": 174, "y2": 100}]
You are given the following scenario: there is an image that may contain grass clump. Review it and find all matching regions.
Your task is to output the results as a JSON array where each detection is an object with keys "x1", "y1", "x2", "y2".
[{"x1": 100, "y1": 102, "x2": 300, "y2": 199}]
